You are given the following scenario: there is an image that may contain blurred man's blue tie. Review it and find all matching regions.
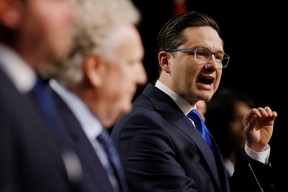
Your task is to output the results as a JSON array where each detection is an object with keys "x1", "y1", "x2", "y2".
[
  {"x1": 97, "y1": 129, "x2": 128, "y2": 192},
  {"x1": 30, "y1": 77, "x2": 71, "y2": 146},
  {"x1": 187, "y1": 109, "x2": 214, "y2": 154},
  {"x1": 29, "y1": 76, "x2": 82, "y2": 187}
]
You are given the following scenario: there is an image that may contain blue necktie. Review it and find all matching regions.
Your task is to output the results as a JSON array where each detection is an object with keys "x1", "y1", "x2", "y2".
[
  {"x1": 97, "y1": 129, "x2": 128, "y2": 192},
  {"x1": 30, "y1": 77, "x2": 69, "y2": 144},
  {"x1": 30, "y1": 77, "x2": 82, "y2": 185},
  {"x1": 187, "y1": 109, "x2": 214, "y2": 154}
]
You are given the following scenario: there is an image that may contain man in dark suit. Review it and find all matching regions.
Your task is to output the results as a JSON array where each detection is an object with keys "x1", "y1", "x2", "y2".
[
  {"x1": 0, "y1": 0, "x2": 80, "y2": 191},
  {"x1": 38, "y1": 0, "x2": 147, "y2": 191},
  {"x1": 111, "y1": 11, "x2": 279, "y2": 192}
]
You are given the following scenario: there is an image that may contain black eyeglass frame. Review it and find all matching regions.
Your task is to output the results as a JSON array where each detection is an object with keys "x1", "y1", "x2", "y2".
[{"x1": 166, "y1": 47, "x2": 230, "y2": 68}]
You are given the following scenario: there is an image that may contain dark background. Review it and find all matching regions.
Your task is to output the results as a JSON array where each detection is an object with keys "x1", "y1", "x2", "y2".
[{"x1": 131, "y1": 0, "x2": 287, "y2": 175}]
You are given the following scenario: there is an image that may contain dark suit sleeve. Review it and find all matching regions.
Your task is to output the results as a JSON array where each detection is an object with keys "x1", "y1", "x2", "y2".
[
  {"x1": 230, "y1": 150, "x2": 280, "y2": 192},
  {"x1": 0, "y1": 115, "x2": 18, "y2": 191}
]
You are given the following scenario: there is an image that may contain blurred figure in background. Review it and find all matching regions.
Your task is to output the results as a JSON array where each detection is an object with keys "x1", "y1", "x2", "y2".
[
  {"x1": 0, "y1": 0, "x2": 79, "y2": 191},
  {"x1": 39, "y1": 0, "x2": 147, "y2": 191},
  {"x1": 205, "y1": 87, "x2": 255, "y2": 176}
]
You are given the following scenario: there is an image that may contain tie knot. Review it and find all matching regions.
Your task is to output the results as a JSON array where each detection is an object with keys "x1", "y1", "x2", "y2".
[
  {"x1": 187, "y1": 109, "x2": 215, "y2": 155},
  {"x1": 187, "y1": 109, "x2": 203, "y2": 127},
  {"x1": 97, "y1": 129, "x2": 112, "y2": 146},
  {"x1": 30, "y1": 76, "x2": 50, "y2": 97}
]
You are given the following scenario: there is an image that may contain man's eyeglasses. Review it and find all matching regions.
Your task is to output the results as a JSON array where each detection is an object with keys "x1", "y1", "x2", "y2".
[{"x1": 166, "y1": 47, "x2": 230, "y2": 68}]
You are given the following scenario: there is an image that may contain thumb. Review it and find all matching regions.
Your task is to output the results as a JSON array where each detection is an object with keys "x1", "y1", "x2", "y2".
[{"x1": 244, "y1": 116, "x2": 257, "y2": 135}]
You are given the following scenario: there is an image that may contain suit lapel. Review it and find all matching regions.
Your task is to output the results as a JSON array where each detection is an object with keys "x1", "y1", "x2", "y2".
[
  {"x1": 143, "y1": 83, "x2": 224, "y2": 190},
  {"x1": 52, "y1": 90, "x2": 115, "y2": 192}
]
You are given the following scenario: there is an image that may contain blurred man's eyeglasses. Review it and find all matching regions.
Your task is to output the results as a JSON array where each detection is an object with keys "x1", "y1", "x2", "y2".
[{"x1": 166, "y1": 47, "x2": 230, "y2": 68}]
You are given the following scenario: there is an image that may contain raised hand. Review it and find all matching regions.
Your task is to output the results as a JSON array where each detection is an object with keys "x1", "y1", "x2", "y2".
[{"x1": 243, "y1": 106, "x2": 277, "y2": 152}]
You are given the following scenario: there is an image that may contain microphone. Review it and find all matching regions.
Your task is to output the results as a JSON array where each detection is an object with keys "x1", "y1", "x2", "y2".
[{"x1": 242, "y1": 152, "x2": 264, "y2": 192}]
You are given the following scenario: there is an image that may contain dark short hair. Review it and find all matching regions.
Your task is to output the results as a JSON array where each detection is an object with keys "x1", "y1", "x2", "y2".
[{"x1": 157, "y1": 11, "x2": 220, "y2": 52}]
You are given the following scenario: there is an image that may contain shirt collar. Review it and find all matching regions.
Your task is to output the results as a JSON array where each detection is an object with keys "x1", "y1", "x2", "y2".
[
  {"x1": 155, "y1": 80, "x2": 195, "y2": 115},
  {"x1": 50, "y1": 79, "x2": 103, "y2": 140},
  {"x1": 0, "y1": 44, "x2": 36, "y2": 93}
]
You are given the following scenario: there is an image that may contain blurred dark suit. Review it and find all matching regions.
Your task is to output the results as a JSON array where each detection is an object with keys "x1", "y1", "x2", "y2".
[
  {"x1": 51, "y1": 86, "x2": 123, "y2": 192},
  {"x1": 0, "y1": 67, "x2": 76, "y2": 192}
]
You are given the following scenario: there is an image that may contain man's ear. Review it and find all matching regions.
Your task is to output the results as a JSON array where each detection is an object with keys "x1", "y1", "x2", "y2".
[
  {"x1": 83, "y1": 54, "x2": 103, "y2": 87},
  {"x1": 0, "y1": 0, "x2": 23, "y2": 29},
  {"x1": 158, "y1": 51, "x2": 171, "y2": 73}
]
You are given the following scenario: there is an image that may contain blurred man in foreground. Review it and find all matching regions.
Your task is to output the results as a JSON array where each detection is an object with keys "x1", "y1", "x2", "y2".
[
  {"x1": 0, "y1": 0, "x2": 79, "y2": 191},
  {"x1": 39, "y1": 0, "x2": 147, "y2": 191}
]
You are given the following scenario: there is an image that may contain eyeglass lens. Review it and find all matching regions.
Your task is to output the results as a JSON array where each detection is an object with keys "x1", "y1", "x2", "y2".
[{"x1": 195, "y1": 48, "x2": 229, "y2": 68}]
